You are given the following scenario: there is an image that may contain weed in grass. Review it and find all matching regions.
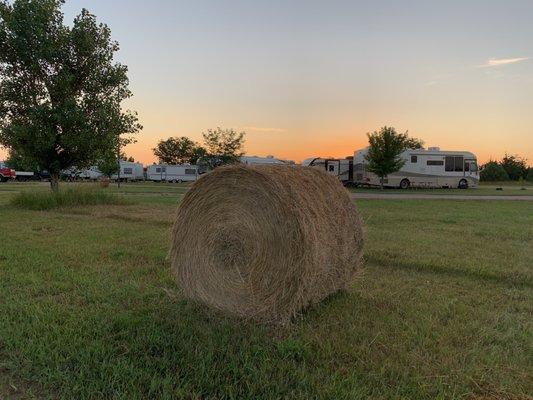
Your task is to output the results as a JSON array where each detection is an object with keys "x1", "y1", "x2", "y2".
[{"x1": 10, "y1": 186, "x2": 131, "y2": 210}]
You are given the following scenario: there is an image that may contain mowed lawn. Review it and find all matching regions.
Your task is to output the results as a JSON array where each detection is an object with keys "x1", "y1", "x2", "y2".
[{"x1": 0, "y1": 184, "x2": 531, "y2": 399}]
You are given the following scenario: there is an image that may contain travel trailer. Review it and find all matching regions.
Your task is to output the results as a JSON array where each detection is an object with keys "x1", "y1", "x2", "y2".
[
  {"x1": 111, "y1": 161, "x2": 144, "y2": 181},
  {"x1": 353, "y1": 147, "x2": 479, "y2": 188},
  {"x1": 146, "y1": 164, "x2": 199, "y2": 182},
  {"x1": 240, "y1": 155, "x2": 293, "y2": 165},
  {"x1": 301, "y1": 157, "x2": 354, "y2": 184}
]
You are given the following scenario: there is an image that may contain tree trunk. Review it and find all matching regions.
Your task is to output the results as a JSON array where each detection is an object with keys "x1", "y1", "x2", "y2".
[
  {"x1": 117, "y1": 146, "x2": 121, "y2": 189},
  {"x1": 380, "y1": 176, "x2": 384, "y2": 190},
  {"x1": 50, "y1": 173, "x2": 60, "y2": 192}
]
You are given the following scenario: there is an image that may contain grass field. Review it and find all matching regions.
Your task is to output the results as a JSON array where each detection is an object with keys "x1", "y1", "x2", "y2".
[{"x1": 0, "y1": 182, "x2": 532, "y2": 399}]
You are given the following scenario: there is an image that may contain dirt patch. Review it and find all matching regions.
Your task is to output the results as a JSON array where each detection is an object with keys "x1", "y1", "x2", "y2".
[{"x1": 0, "y1": 368, "x2": 47, "y2": 400}]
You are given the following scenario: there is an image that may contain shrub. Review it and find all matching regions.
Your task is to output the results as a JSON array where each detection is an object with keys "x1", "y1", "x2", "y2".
[
  {"x1": 11, "y1": 186, "x2": 131, "y2": 211},
  {"x1": 480, "y1": 161, "x2": 509, "y2": 182},
  {"x1": 500, "y1": 154, "x2": 528, "y2": 181}
]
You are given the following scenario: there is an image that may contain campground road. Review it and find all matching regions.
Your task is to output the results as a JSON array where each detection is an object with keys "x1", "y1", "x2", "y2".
[{"x1": 350, "y1": 193, "x2": 533, "y2": 201}]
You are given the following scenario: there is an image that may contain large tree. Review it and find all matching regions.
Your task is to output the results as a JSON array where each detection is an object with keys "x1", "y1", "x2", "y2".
[
  {"x1": 152, "y1": 136, "x2": 204, "y2": 165},
  {"x1": 364, "y1": 126, "x2": 423, "y2": 188},
  {"x1": 201, "y1": 127, "x2": 245, "y2": 169},
  {"x1": 0, "y1": 0, "x2": 141, "y2": 191}
]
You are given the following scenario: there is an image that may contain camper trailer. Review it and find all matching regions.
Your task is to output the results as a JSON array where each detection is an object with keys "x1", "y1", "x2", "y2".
[
  {"x1": 301, "y1": 157, "x2": 354, "y2": 184},
  {"x1": 353, "y1": 147, "x2": 479, "y2": 188},
  {"x1": 240, "y1": 155, "x2": 293, "y2": 165},
  {"x1": 146, "y1": 164, "x2": 199, "y2": 182},
  {"x1": 111, "y1": 161, "x2": 144, "y2": 182}
]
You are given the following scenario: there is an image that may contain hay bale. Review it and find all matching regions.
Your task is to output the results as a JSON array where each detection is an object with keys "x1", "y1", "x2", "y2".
[{"x1": 169, "y1": 164, "x2": 364, "y2": 323}]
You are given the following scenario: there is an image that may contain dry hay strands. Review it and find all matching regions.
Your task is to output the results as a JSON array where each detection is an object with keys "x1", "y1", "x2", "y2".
[{"x1": 169, "y1": 164, "x2": 364, "y2": 323}]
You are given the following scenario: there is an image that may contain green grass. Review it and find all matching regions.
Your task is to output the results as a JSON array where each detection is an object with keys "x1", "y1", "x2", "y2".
[
  {"x1": 0, "y1": 184, "x2": 531, "y2": 399},
  {"x1": 10, "y1": 186, "x2": 131, "y2": 210},
  {"x1": 350, "y1": 181, "x2": 533, "y2": 196}
]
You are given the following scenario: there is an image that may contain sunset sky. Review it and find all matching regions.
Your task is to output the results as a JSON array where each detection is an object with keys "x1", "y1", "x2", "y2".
[{"x1": 2, "y1": 0, "x2": 532, "y2": 164}]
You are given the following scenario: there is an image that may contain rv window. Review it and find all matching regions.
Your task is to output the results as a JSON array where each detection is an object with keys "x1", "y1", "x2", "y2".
[
  {"x1": 445, "y1": 157, "x2": 454, "y2": 171},
  {"x1": 162, "y1": 167, "x2": 166, "y2": 172},
  {"x1": 464, "y1": 162, "x2": 469, "y2": 172},
  {"x1": 123, "y1": 167, "x2": 133, "y2": 174},
  {"x1": 185, "y1": 169, "x2": 196, "y2": 175},
  {"x1": 411, "y1": 155, "x2": 417, "y2": 163},
  {"x1": 445, "y1": 156, "x2": 464, "y2": 172},
  {"x1": 427, "y1": 160, "x2": 444, "y2": 166},
  {"x1": 454, "y1": 156, "x2": 463, "y2": 172},
  {"x1": 156, "y1": 168, "x2": 161, "y2": 173}
]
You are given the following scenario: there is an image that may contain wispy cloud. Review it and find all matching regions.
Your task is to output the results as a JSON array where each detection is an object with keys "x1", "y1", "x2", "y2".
[
  {"x1": 242, "y1": 126, "x2": 287, "y2": 133},
  {"x1": 478, "y1": 57, "x2": 529, "y2": 68}
]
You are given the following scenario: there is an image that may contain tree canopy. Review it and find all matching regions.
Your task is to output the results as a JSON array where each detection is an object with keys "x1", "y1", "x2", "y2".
[
  {"x1": 364, "y1": 126, "x2": 423, "y2": 187},
  {"x1": 201, "y1": 127, "x2": 245, "y2": 168},
  {"x1": 152, "y1": 136, "x2": 204, "y2": 165},
  {"x1": 0, "y1": 0, "x2": 141, "y2": 190},
  {"x1": 500, "y1": 154, "x2": 528, "y2": 181}
]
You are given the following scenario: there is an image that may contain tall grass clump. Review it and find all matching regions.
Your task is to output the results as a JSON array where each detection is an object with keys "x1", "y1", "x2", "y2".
[{"x1": 11, "y1": 186, "x2": 131, "y2": 210}]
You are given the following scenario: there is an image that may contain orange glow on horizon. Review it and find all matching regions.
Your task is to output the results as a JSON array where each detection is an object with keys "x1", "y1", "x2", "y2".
[{"x1": 0, "y1": 131, "x2": 529, "y2": 167}]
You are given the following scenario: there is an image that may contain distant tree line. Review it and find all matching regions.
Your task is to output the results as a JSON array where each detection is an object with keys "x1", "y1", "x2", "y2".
[
  {"x1": 480, "y1": 155, "x2": 532, "y2": 182},
  {"x1": 152, "y1": 127, "x2": 246, "y2": 170}
]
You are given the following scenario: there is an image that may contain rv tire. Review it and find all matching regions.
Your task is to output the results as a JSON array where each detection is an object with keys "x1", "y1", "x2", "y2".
[
  {"x1": 458, "y1": 179, "x2": 468, "y2": 189},
  {"x1": 399, "y1": 179, "x2": 410, "y2": 189}
]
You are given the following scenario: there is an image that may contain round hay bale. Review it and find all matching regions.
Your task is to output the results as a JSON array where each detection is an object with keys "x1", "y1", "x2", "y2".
[{"x1": 169, "y1": 164, "x2": 364, "y2": 323}]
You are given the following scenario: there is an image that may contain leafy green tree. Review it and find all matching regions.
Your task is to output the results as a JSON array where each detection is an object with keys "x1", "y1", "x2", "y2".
[
  {"x1": 152, "y1": 136, "x2": 203, "y2": 165},
  {"x1": 4, "y1": 149, "x2": 38, "y2": 171},
  {"x1": 190, "y1": 145, "x2": 207, "y2": 165},
  {"x1": 0, "y1": 0, "x2": 141, "y2": 191},
  {"x1": 201, "y1": 127, "x2": 246, "y2": 169},
  {"x1": 479, "y1": 161, "x2": 509, "y2": 182},
  {"x1": 364, "y1": 126, "x2": 424, "y2": 188},
  {"x1": 500, "y1": 154, "x2": 528, "y2": 181}
]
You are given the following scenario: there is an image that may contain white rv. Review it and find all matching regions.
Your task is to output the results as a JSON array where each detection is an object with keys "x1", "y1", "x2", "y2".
[
  {"x1": 146, "y1": 164, "x2": 199, "y2": 182},
  {"x1": 240, "y1": 155, "x2": 293, "y2": 165},
  {"x1": 301, "y1": 157, "x2": 354, "y2": 184},
  {"x1": 111, "y1": 161, "x2": 144, "y2": 182},
  {"x1": 353, "y1": 147, "x2": 479, "y2": 189}
]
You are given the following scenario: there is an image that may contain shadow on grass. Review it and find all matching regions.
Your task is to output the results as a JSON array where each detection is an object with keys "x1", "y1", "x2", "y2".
[{"x1": 365, "y1": 254, "x2": 532, "y2": 289}]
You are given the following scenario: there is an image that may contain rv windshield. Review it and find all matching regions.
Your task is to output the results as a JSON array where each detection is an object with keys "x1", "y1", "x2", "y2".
[{"x1": 465, "y1": 160, "x2": 478, "y2": 172}]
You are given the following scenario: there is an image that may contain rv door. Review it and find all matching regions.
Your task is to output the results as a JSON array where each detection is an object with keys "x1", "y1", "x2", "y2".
[
  {"x1": 326, "y1": 160, "x2": 340, "y2": 177},
  {"x1": 326, "y1": 160, "x2": 341, "y2": 176}
]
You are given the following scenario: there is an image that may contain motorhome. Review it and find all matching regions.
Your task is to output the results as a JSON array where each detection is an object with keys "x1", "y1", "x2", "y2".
[
  {"x1": 353, "y1": 147, "x2": 479, "y2": 188},
  {"x1": 111, "y1": 161, "x2": 144, "y2": 182},
  {"x1": 146, "y1": 164, "x2": 199, "y2": 182}
]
